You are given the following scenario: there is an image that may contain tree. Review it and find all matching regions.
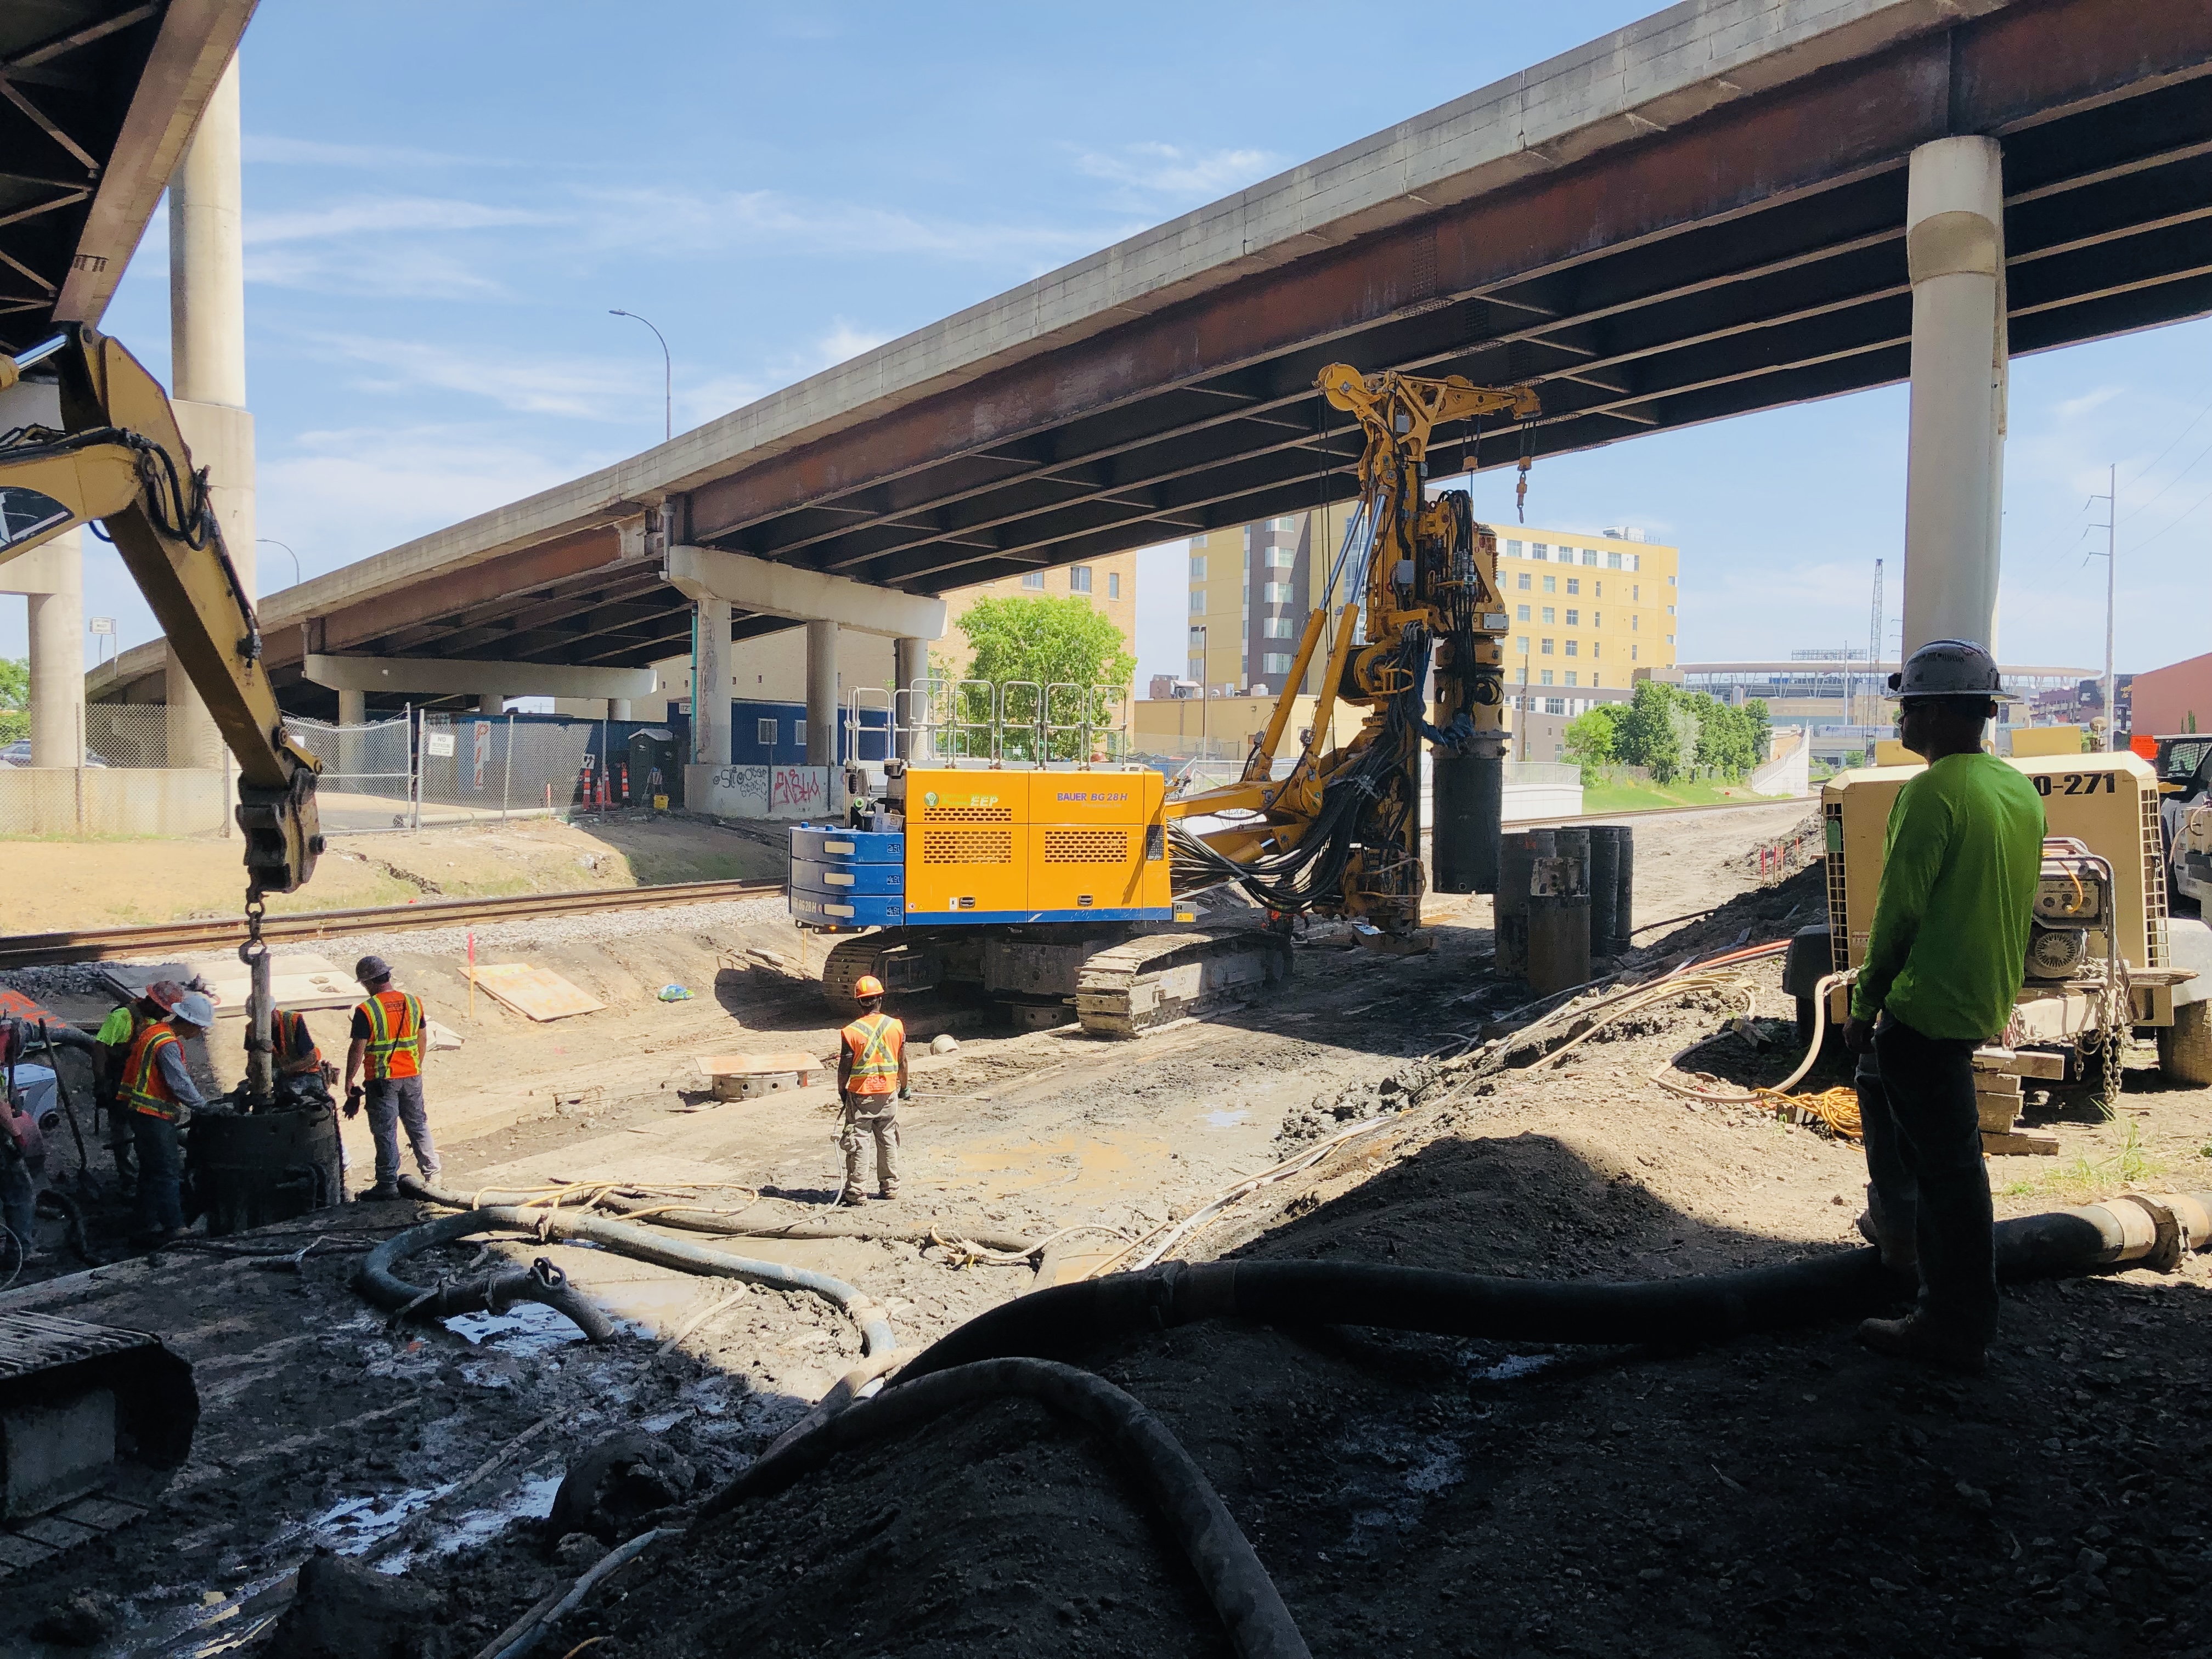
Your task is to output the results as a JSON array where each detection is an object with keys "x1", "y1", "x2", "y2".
[
  {"x1": 1616, "y1": 680, "x2": 1684, "y2": 782},
  {"x1": 0, "y1": 657, "x2": 25, "y2": 743},
  {"x1": 946, "y1": 595, "x2": 1136, "y2": 758},
  {"x1": 1562, "y1": 704, "x2": 1624, "y2": 784}
]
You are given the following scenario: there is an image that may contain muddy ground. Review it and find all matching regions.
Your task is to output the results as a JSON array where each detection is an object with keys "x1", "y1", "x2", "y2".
[{"x1": 4, "y1": 797, "x2": 2209, "y2": 1659}]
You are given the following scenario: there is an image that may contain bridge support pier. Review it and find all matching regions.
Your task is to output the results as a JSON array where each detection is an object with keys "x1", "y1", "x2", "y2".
[
  {"x1": 808, "y1": 619, "x2": 842, "y2": 811},
  {"x1": 477, "y1": 693, "x2": 505, "y2": 716},
  {"x1": 894, "y1": 635, "x2": 929, "y2": 760},
  {"x1": 694, "y1": 597, "x2": 730, "y2": 768},
  {"x1": 1900, "y1": 134, "x2": 2008, "y2": 658}
]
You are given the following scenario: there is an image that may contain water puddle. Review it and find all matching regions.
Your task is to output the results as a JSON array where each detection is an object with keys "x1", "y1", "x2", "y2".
[{"x1": 1203, "y1": 1109, "x2": 1250, "y2": 1130}]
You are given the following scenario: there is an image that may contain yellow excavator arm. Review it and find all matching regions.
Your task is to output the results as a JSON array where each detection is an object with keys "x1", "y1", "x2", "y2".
[{"x1": 0, "y1": 325, "x2": 321, "y2": 895}]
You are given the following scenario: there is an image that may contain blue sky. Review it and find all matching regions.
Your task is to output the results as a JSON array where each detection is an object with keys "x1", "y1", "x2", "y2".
[{"x1": 14, "y1": 0, "x2": 2209, "y2": 684}]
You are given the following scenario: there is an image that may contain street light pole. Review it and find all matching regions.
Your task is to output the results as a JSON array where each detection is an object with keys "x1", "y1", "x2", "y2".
[
  {"x1": 257, "y1": 538, "x2": 300, "y2": 589},
  {"x1": 2086, "y1": 465, "x2": 2117, "y2": 751},
  {"x1": 610, "y1": 309, "x2": 672, "y2": 442}
]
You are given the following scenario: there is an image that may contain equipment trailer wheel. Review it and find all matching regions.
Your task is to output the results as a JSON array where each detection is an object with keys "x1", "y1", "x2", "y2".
[{"x1": 2161, "y1": 1001, "x2": 2212, "y2": 1087}]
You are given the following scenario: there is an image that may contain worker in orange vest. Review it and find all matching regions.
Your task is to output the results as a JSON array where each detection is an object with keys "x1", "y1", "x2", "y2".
[
  {"x1": 835, "y1": 975, "x2": 908, "y2": 1203},
  {"x1": 344, "y1": 956, "x2": 439, "y2": 1201},
  {"x1": 119, "y1": 989, "x2": 215, "y2": 1246}
]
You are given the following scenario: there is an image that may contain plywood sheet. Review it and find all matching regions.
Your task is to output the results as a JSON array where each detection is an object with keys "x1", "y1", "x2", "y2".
[
  {"x1": 184, "y1": 953, "x2": 360, "y2": 1020},
  {"x1": 465, "y1": 963, "x2": 605, "y2": 1022},
  {"x1": 695, "y1": 1052, "x2": 822, "y2": 1080}
]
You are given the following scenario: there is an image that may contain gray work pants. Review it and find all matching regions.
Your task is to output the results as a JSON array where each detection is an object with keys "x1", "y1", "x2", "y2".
[
  {"x1": 839, "y1": 1096, "x2": 900, "y2": 1198},
  {"x1": 365, "y1": 1076, "x2": 440, "y2": 1187},
  {"x1": 1864, "y1": 1016, "x2": 1999, "y2": 1344}
]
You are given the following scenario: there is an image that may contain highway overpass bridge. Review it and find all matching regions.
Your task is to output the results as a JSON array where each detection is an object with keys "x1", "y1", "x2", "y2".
[{"x1": 83, "y1": 0, "x2": 2212, "y2": 789}]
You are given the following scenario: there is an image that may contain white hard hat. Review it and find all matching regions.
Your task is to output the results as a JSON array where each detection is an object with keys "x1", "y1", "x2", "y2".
[
  {"x1": 1888, "y1": 639, "x2": 2011, "y2": 701},
  {"x1": 173, "y1": 991, "x2": 216, "y2": 1029}
]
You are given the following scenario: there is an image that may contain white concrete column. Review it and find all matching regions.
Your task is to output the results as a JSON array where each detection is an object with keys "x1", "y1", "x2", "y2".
[
  {"x1": 894, "y1": 634, "x2": 928, "y2": 760},
  {"x1": 608, "y1": 698, "x2": 633, "y2": 721},
  {"x1": 26, "y1": 530, "x2": 83, "y2": 768},
  {"x1": 1900, "y1": 135, "x2": 2007, "y2": 656},
  {"x1": 807, "y1": 618, "x2": 842, "y2": 808},
  {"x1": 693, "y1": 597, "x2": 730, "y2": 766},
  {"x1": 166, "y1": 50, "x2": 253, "y2": 770},
  {"x1": 337, "y1": 688, "x2": 366, "y2": 726},
  {"x1": 477, "y1": 692, "x2": 505, "y2": 716}
]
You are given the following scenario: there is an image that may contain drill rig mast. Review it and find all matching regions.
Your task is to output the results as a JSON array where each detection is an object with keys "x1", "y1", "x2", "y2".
[{"x1": 1164, "y1": 363, "x2": 1538, "y2": 928}]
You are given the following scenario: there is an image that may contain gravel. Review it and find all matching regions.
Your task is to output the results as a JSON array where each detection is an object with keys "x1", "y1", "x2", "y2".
[{"x1": 256, "y1": 894, "x2": 793, "y2": 966}]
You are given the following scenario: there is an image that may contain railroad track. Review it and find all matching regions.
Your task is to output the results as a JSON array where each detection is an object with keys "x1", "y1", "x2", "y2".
[{"x1": 0, "y1": 878, "x2": 786, "y2": 970}]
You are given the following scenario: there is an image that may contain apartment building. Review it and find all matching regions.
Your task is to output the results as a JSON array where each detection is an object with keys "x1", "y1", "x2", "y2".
[
  {"x1": 926, "y1": 549, "x2": 1138, "y2": 684},
  {"x1": 1184, "y1": 511, "x2": 1679, "y2": 695}
]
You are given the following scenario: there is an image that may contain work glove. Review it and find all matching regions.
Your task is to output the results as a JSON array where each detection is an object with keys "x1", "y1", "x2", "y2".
[
  {"x1": 343, "y1": 1085, "x2": 363, "y2": 1119},
  {"x1": 898, "y1": 1085, "x2": 912, "y2": 1103}
]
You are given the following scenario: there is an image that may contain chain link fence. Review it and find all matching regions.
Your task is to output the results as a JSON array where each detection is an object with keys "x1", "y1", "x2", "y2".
[{"x1": 0, "y1": 704, "x2": 229, "y2": 838}]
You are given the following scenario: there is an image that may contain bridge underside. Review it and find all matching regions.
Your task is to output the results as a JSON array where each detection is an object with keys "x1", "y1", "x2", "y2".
[{"x1": 676, "y1": 0, "x2": 2212, "y2": 597}]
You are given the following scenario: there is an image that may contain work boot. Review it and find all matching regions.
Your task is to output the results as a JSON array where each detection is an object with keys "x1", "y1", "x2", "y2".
[
  {"x1": 1856, "y1": 1184, "x2": 1918, "y2": 1276},
  {"x1": 876, "y1": 1186, "x2": 898, "y2": 1202},
  {"x1": 1856, "y1": 1314, "x2": 1986, "y2": 1375},
  {"x1": 838, "y1": 1189, "x2": 869, "y2": 1206},
  {"x1": 359, "y1": 1183, "x2": 403, "y2": 1203}
]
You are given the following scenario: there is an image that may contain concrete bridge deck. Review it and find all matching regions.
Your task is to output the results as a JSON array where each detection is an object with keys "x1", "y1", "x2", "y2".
[{"x1": 86, "y1": 0, "x2": 2212, "y2": 718}]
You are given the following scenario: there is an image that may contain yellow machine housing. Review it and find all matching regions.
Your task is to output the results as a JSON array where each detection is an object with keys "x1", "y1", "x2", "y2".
[
  {"x1": 901, "y1": 767, "x2": 1171, "y2": 921},
  {"x1": 1820, "y1": 751, "x2": 2183, "y2": 1037}
]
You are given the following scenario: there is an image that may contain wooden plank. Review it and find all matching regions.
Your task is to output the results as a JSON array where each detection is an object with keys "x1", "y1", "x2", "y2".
[
  {"x1": 1973, "y1": 1046, "x2": 2067, "y2": 1080},
  {"x1": 1973, "y1": 1071, "x2": 2024, "y2": 1098},
  {"x1": 185, "y1": 952, "x2": 360, "y2": 1020},
  {"x1": 464, "y1": 963, "x2": 605, "y2": 1022},
  {"x1": 1982, "y1": 1127, "x2": 2061, "y2": 1156},
  {"x1": 1977, "y1": 1096, "x2": 2023, "y2": 1133},
  {"x1": 696, "y1": 1052, "x2": 822, "y2": 1080}
]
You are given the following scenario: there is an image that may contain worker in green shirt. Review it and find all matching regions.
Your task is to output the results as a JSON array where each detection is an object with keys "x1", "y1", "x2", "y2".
[{"x1": 1843, "y1": 639, "x2": 2045, "y2": 1374}]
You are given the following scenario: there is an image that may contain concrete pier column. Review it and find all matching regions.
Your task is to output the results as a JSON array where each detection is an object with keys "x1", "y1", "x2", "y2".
[
  {"x1": 26, "y1": 530, "x2": 83, "y2": 768},
  {"x1": 894, "y1": 635, "x2": 929, "y2": 760},
  {"x1": 807, "y1": 618, "x2": 842, "y2": 809},
  {"x1": 336, "y1": 687, "x2": 365, "y2": 782},
  {"x1": 693, "y1": 597, "x2": 730, "y2": 766},
  {"x1": 166, "y1": 50, "x2": 254, "y2": 769},
  {"x1": 477, "y1": 692, "x2": 505, "y2": 716},
  {"x1": 608, "y1": 698, "x2": 633, "y2": 721},
  {"x1": 1900, "y1": 135, "x2": 2007, "y2": 656}
]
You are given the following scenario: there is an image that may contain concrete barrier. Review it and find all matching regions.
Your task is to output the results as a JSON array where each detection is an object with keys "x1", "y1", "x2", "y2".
[
  {"x1": 0, "y1": 767, "x2": 229, "y2": 838},
  {"x1": 686, "y1": 763, "x2": 833, "y2": 821}
]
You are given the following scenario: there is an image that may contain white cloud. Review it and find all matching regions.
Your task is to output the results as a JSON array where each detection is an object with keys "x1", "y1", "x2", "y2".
[
  {"x1": 1073, "y1": 142, "x2": 1283, "y2": 206},
  {"x1": 2055, "y1": 386, "x2": 2124, "y2": 420},
  {"x1": 244, "y1": 135, "x2": 507, "y2": 171},
  {"x1": 246, "y1": 197, "x2": 557, "y2": 246},
  {"x1": 301, "y1": 334, "x2": 642, "y2": 419},
  {"x1": 575, "y1": 184, "x2": 1130, "y2": 264},
  {"x1": 259, "y1": 424, "x2": 618, "y2": 572}
]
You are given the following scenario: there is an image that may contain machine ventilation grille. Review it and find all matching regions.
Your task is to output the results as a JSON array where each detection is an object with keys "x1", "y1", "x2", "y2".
[
  {"x1": 922, "y1": 830, "x2": 1013, "y2": 865},
  {"x1": 923, "y1": 805, "x2": 1013, "y2": 823},
  {"x1": 1043, "y1": 830, "x2": 1129, "y2": 865}
]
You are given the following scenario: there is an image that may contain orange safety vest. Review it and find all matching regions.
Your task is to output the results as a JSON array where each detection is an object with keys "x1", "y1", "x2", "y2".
[
  {"x1": 120, "y1": 1021, "x2": 184, "y2": 1121},
  {"x1": 359, "y1": 990, "x2": 424, "y2": 1081},
  {"x1": 273, "y1": 1008, "x2": 321, "y2": 1075},
  {"x1": 840, "y1": 1012, "x2": 904, "y2": 1096}
]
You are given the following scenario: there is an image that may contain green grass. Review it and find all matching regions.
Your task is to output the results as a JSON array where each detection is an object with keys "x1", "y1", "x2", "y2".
[
  {"x1": 1576, "y1": 777, "x2": 1779, "y2": 814},
  {"x1": 2000, "y1": 1120, "x2": 2165, "y2": 1203}
]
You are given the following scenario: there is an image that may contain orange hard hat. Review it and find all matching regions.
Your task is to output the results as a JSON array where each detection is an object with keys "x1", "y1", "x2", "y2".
[{"x1": 853, "y1": 974, "x2": 886, "y2": 998}]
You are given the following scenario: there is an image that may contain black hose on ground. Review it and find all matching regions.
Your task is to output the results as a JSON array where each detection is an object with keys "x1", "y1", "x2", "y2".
[
  {"x1": 356, "y1": 1209, "x2": 618, "y2": 1342},
  {"x1": 387, "y1": 1179, "x2": 900, "y2": 1355},
  {"x1": 692, "y1": 1356, "x2": 1308, "y2": 1659},
  {"x1": 899, "y1": 1197, "x2": 2212, "y2": 1379},
  {"x1": 586, "y1": 1192, "x2": 1043, "y2": 1255}
]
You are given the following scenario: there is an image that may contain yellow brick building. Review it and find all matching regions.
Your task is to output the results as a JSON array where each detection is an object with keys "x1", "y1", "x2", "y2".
[{"x1": 1183, "y1": 510, "x2": 1678, "y2": 695}]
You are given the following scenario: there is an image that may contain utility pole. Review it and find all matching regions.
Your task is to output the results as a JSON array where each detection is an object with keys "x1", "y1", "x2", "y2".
[
  {"x1": 1866, "y1": 558, "x2": 1883, "y2": 733},
  {"x1": 2086, "y1": 466, "x2": 2117, "y2": 750}
]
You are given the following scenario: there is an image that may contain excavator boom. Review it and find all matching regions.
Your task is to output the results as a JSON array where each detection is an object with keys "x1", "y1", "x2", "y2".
[{"x1": 0, "y1": 326, "x2": 321, "y2": 896}]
